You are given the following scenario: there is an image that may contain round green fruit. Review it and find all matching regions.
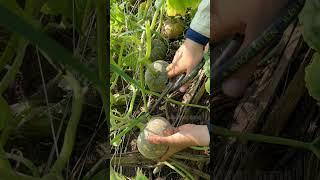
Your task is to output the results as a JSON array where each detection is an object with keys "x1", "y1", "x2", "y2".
[
  {"x1": 137, "y1": 116, "x2": 172, "y2": 159},
  {"x1": 161, "y1": 19, "x2": 184, "y2": 40},
  {"x1": 145, "y1": 60, "x2": 169, "y2": 92},
  {"x1": 150, "y1": 39, "x2": 167, "y2": 62}
]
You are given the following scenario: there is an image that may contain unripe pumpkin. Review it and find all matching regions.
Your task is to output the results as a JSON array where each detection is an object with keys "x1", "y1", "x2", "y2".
[
  {"x1": 145, "y1": 60, "x2": 169, "y2": 92},
  {"x1": 137, "y1": 116, "x2": 172, "y2": 159},
  {"x1": 161, "y1": 19, "x2": 184, "y2": 40},
  {"x1": 150, "y1": 39, "x2": 167, "y2": 62}
]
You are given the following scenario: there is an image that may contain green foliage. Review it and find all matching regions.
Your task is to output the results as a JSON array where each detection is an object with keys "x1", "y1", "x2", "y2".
[
  {"x1": 166, "y1": 0, "x2": 201, "y2": 16},
  {"x1": 110, "y1": 167, "x2": 127, "y2": 180},
  {"x1": 299, "y1": 0, "x2": 320, "y2": 52},
  {"x1": 135, "y1": 168, "x2": 148, "y2": 180},
  {"x1": 91, "y1": 168, "x2": 109, "y2": 180},
  {"x1": 41, "y1": 0, "x2": 92, "y2": 33},
  {"x1": 299, "y1": 0, "x2": 320, "y2": 101},
  {"x1": 305, "y1": 53, "x2": 320, "y2": 101},
  {"x1": 203, "y1": 53, "x2": 210, "y2": 94},
  {"x1": 0, "y1": 96, "x2": 11, "y2": 131},
  {"x1": 0, "y1": 4, "x2": 102, "y2": 87}
]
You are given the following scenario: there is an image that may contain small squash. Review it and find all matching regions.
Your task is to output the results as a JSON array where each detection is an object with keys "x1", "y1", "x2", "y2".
[
  {"x1": 150, "y1": 39, "x2": 167, "y2": 62},
  {"x1": 145, "y1": 60, "x2": 169, "y2": 92},
  {"x1": 137, "y1": 116, "x2": 172, "y2": 159},
  {"x1": 161, "y1": 19, "x2": 184, "y2": 40}
]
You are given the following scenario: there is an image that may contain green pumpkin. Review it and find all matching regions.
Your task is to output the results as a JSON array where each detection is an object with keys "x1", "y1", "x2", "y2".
[
  {"x1": 137, "y1": 116, "x2": 172, "y2": 159},
  {"x1": 145, "y1": 60, "x2": 169, "y2": 92},
  {"x1": 161, "y1": 19, "x2": 184, "y2": 40},
  {"x1": 150, "y1": 39, "x2": 167, "y2": 62}
]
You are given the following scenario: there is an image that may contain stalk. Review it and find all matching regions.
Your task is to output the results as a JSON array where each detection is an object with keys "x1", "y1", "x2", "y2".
[
  {"x1": 0, "y1": 39, "x2": 28, "y2": 94},
  {"x1": 49, "y1": 73, "x2": 87, "y2": 174},
  {"x1": 95, "y1": 0, "x2": 108, "y2": 118},
  {"x1": 212, "y1": 125, "x2": 310, "y2": 149}
]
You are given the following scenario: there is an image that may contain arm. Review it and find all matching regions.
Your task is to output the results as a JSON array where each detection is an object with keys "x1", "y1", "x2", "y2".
[{"x1": 166, "y1": 0, "x2": 210, "y2": 92}]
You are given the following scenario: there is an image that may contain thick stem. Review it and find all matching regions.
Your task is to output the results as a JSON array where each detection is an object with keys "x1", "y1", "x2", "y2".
[
  {"x1": 212, "y1": 125, "x2": 310, "y2": 149},
  {"x1": 49, "y1": 73, "x2": 86, "y2": 175}
]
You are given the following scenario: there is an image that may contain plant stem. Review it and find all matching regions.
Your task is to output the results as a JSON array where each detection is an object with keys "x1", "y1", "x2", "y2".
[
  {"x1": 95, "y1": 0, "x2": 108, "y2": 118},
  {"x1": 0, "y1": 35, "x2": 18, "y2": 71},
  {"x1": 156, "y1": 4, "x2": 164, "y2": 32},
  {"x1": 5, "y1": 153, "x2": 40, "y2": 177},
  {"x1": 169, "y1": 160, "x2": 195, "y2": 180},
  {"x1": 212, "y1": 125, "x2": 310, "y2": 149},
  {"x1": 143, "y1": 0, "x2": 152, "y2": 21},
  {"x1": 125, "y1": 86, "x2": 137, "y2": 118},
  {"x1": 150, "y1": 0, "x2": 165, "y2": 31},
  {"x1": 0, "y1": 145, "x2": 40, "y2": 180},
  {"x1": 0, "y1": 39, "x2": 28, "y2": 94},
  {"x1": 162, "y1": 161, "x2": 188, "y2": 179},
  {"x1": 49, "y1": 73, "x2": 87, "y2": 175},
  {"x1": 138, "y1": 30, "x2": 148, "y2": 112}
]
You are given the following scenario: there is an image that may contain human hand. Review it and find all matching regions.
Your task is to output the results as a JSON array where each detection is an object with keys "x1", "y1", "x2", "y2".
[
  {"x1": 166, "y1": 39, "x2": 205, "y2": 92},
  {"x1": 147, "y1": 124, "x2": 209, "y2": 161}
]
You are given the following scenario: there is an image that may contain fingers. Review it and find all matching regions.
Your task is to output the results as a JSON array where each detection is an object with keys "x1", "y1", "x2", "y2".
[
  {"x1": 147, "y1": 134, "x2": 174, "y2": 145},
  {"x1": 166, "y1": 62, "x2": 185, "y2": 78},
  {"x1": 162, "y1": 127, "x2": 177, "y2": 136}
]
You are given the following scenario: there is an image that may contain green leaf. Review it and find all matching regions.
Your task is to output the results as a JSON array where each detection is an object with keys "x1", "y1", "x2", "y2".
[
  {"x1": 0, "y1": 4, "x2": 102, "y2": 88},
  {"x1": 205, "y1": 79, "x2": 210, "y2": 94},
  {"x1": 135, "y1": 168, "x2": 148, "y2": 180},
  {"x1": 166, "y1": 0, "x2": 201, "y2": 16},
  {"x1": 90, "y1": 168, "x2": 109, "y2": 180},
  {"x1": 110, "y1": 167, "x2": 127, "y2": 180},
  {"x1": 305, "y1": 52, "x2": 320, "y2": 101},
  {"x1": 299, "y1": 0, "x2": 320, "y2": 52},
  {"x1": 41, "y1": 0, "x2": 92, "y2": 33}
]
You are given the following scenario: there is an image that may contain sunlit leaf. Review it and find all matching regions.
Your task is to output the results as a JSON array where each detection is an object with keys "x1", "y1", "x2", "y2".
[
  {"x1": 166, "y1": 0, "x2": 201, "y2": 16},
  {"x1": 110, "y1": 167, "x2": 127, "y2": 180},
  {"x1": 135, "y1": 168, "x2": 148, "y2": 180}
]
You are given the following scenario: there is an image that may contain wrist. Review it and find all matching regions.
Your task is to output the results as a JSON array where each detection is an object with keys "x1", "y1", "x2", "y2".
[
  {"x1": 185, "y1": 28, "x2": 209, "y2": 46},
  {"x1": 184, "y1": 38, "x2": 205, "y2": 52}
]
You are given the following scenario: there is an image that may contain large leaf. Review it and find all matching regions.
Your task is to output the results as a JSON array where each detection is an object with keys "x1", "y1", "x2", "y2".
[
  {"x1": 166, "y1": 0, "x2": 201, "y2": 16},
  {"x1": 305, "y1": 52, "x2": 320, "y2": 101},
  {"x1": 299, "y1": 0, "x2": 320, "y2": 52}
]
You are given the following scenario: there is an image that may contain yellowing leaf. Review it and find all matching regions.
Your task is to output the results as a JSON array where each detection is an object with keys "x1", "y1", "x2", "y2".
[{"x1": 166, "y1": 0, "x2": 201, "y2": 16}]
